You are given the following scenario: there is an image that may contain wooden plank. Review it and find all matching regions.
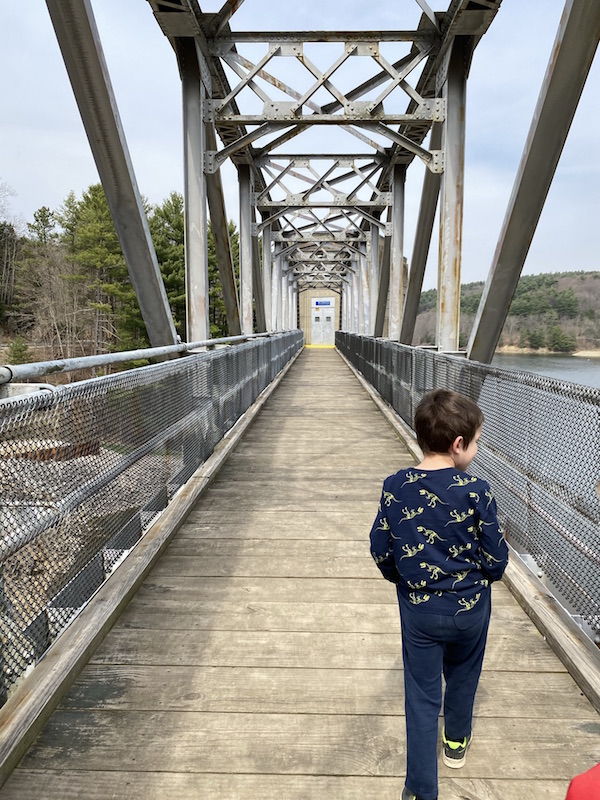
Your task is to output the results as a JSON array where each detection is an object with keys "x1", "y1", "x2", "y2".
[
  {"x1": 0, "y1": 771, "x2": 573, "y2": 800},
  {"x1": 216, "y1": 460, "x2": 402, "y2": 474},
  {"x1": 161, "y1": 539, "x2": 371, "y2": 557},
  {"x1": 59, "y1": 665, "x2": 595, "y2": 719},
  {"x1": 182, "y1": 508, "x2": 378, "y2": 530},
  {"x1": 88, "y1": 628, "x2": 567, "y2": 672},
  {"x1": 123, "y1": 575, "x2": 529, "y2": 610},
  {"x1": 114, "y1": 594, "x2": 550, "y2": 634},
  {"x1": 148, "y1": 554, "x2": 376, "y2": 578},
  {"x1": 116, "y1": 597, "x2": 402, "y2": 632},
  {"x1": 133, "y1": 576, "x2": 396, "y2": 604},
  {"x1": 177, "y1": 521, "x2": 377, "y2": 539},
  {"x1": 201, "y1": 479, "x2": 385, "y2": 499},
  {"x1": 15, "y1": 711, "x2": 600, "y2": 779}
]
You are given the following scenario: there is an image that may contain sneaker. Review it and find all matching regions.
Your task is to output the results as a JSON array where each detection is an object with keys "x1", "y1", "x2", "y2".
[
  {"x1": 401, "y1": 787, "x2": 437, "y2": 800},
  {"x1": 442, "y1": 729, "x2": 472, "y2": 768}
]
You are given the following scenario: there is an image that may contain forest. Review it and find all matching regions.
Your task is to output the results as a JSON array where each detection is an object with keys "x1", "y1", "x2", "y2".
[
  {"x1": 0, "y1": 182, "x2": 237, "y2": 367},
  {"x1": 1, "y1": 178, "x2": 599, "y2": 364},
  {"x1": 414, "y1": 272, "x2": 600, "y2": 353}
]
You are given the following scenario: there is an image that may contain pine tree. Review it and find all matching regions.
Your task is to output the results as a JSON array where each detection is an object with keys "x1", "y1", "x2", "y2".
[{"x1": 148, "y1": 191, "x2": 186, "y2": 338}]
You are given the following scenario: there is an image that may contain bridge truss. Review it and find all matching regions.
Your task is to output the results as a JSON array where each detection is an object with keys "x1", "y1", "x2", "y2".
[{"x1": 45, "y1": 0, "x2": 600, "y2": 361}]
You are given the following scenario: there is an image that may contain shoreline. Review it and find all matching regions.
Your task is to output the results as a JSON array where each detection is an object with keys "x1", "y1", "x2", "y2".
[{"x1": 495, "y1": 345, "x2": 600, "y2": 358}]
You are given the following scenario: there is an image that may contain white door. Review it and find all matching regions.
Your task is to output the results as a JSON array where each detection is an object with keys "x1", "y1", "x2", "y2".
[{"x1": 311, "y1": 303, "x2": 335, "y2": 345}]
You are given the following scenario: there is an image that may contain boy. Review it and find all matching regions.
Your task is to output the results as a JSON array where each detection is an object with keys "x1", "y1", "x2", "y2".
[{"x1": 370, "y1": 389, "x2": 508, "y2": 800}]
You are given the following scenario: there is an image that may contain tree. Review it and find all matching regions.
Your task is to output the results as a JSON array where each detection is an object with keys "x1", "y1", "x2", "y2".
[
  {"x1": 0, "y1": 221, "x2": 20, "y2": 309},
  {"x1": 14, "y1": 206, "x2": 80, "y2": 355},
  {"x1": 0, "y1": 180, "x2": 16, "y2": 221},
  {"x1": 148, "y1": 192, "x2": 186, "y2": 337},
  {"x1": 6, "y1": 335, "x2": 32, "y2": 364},
  {"x1": 551, "y1": 288, "x2": 578, "y2": 318},
  {"x1": 27, "y1": 206, "x2": 56, "y2": 244},
  {"x1": 547, "y1": 325, "x2": 576, "y2": 353},
  {"x1": 75, "y1": 184, "x2": 146, "y2": 352},
  {"x1": 208, "y1": 220, "x2": 239, "y2": 338}
]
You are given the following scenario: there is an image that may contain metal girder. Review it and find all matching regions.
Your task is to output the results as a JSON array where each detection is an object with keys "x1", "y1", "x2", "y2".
[
  {"x1": 436, "y1": 39, "x2": 467, "y2": 352},
  {"x1": 388, "y1": 165, "x2": 406, "y2": 339},
  {"x1": 238, "y1": 164, "x2": 254, "y2": 333},
  {"x1": 272, "y1": 232, "x2": 368, "y2": 242},
  {"x1": 216, "y1": 30, "x2": 437, "y2": 43},
  {"x1": 206, "y1": 1, "x2": 248, "y2": 37},
  {"x1": 262, "y1": 225, "x2": 272, "y2": 330},
  {"x1": 178, "y1": 39, "x2": 210, "y2": 342},
  {"x1": 252, "y1": 221, "x2": 266, "y2": 332},
  {"x1": 204, "y1": 117, "x2": 242, "y2": 335},
  {"x1": 210, "y1": 110, "x2": 443, "y2": 125},
  {"x1": 400, "y1": 122, "x2": 442, "y2": 344},
  {"x1": 46, "y1": 0, "x2": 178, "y2": 348},
  {"x1": 256, "y1": 198, "x2": 392, "y2": 209},
  {"x1": 374, "y1": 210, "x2": 392, "y2": 338},
  {"x1": 369, "y1": 225, "x2": 380, "y2": 335},
  {"x1": 205, "y1": 31, "x2": 443, "y2": 170},
  {"x1": 468, "y1": 0, "x2": 600, "y2": 364}
]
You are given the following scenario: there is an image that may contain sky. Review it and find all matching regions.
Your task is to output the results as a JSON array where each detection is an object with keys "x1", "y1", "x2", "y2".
[{"x1": 1, "y1": 1, "x2": 598, "y2": 291}]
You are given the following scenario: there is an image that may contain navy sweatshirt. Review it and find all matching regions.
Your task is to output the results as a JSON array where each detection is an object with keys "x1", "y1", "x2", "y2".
[{"x1": 370, "y1": 467, "x2": 509, "y2": 616}]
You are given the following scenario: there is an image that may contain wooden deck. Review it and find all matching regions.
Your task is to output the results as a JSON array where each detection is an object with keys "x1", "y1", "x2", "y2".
[{"x1": 2, "y1": 348, "x2": 599, "y2": 799}]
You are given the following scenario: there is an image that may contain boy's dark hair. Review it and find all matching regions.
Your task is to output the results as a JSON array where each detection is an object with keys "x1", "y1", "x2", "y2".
[{"x1": 414, "y1": 389, "x2": 484, "y2": 454}]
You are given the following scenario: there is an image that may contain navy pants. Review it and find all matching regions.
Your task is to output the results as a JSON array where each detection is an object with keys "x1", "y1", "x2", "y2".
[{"x1": 399, "y1": 592, "x2": 491, "y2": 800}]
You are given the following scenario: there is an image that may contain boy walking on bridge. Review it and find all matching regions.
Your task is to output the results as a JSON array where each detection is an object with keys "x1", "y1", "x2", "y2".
[{"x1": 370, "y1": 389, "x2": 509, "y2": 800}]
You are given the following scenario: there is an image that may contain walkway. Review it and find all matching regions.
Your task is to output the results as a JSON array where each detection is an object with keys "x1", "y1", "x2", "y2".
[{"x1": 1, "y1": 348, "x2": 598, "y2": 799}]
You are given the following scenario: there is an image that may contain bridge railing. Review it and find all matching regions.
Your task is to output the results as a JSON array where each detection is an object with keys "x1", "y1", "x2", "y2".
[
  {"x1": 0, "y1": 331, "x2": 303, "y2": 703},
  {"x1": 337, "y1": 331, "x2": 600, "y2": 644}
]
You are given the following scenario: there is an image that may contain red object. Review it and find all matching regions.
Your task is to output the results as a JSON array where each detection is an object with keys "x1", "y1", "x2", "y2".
[{"x1": 566, "y1": 763, "x2": 600, "y2": 799}]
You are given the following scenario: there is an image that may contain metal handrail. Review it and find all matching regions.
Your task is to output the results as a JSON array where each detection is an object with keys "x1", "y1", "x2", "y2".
[{"x1": 0, "y1": 331, "x2": 289, "y2": 384}]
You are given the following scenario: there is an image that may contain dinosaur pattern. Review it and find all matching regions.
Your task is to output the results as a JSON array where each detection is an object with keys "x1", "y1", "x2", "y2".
[{"x1": 370, "y1": 467, "x2": 508, "y2": 616}]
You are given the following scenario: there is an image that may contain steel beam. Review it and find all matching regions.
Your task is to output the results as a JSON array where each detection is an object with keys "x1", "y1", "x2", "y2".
[
  {"x1": 208, "y1": 0, "x2": 248, "y2": 37},
  {"x1": 388, "y1": 165, "x2": 406, "y2": 339},
  {"x1": 351, "y1": 268, "x2": 360, "y2": 333},
  {"x1": 214, "y1": 112, "x2": 441, "y2": 125},
  {"x1": 252, "y1": 219, "x2": 267, "y2": 332},
  {"x1": 205, "y1": 116, "x2": 242, "y2": 335},
  {"x1": 400, "y1": 122, "x2": 442, "y2": 344},
  {"x1": 179, "y1": 40, "x2": 210, "y2": 342},
  {"x1": 468, "y1": 0, "x2": 600, "y2": 364},
  {"x1": 262, "y1": 225, "x2": 272, "y2": 330},
  {"x1": 369, "y1": 225, "x2": 380, "y2": 335},
  {"x1": 374, "y1": 211, "x2": 392, "y2": 338},
  {"x1": 272, "y1": 246, "x2": 282, "y2": 329},
  {"x1": 215, "y1": 30, "x2": 436, "y2": 43},
  {"x1": 46, "y1": 0, "x2": 177, "y2": 347},
  {"x1": 359, "y1": 245, "x2": 369, "y2": 334},
  {"x1": 436, "y1": 39, "x2": 467, "y2": 352},
  {"x1": 288, "y1": 278, "x2": 295, "y2": 328},
  {"x1": 238, "y1": 165, "x2": 254, "y2": 334},
  {"x1": 281, "y1": 270, "x2": 289, "y2": 329}
]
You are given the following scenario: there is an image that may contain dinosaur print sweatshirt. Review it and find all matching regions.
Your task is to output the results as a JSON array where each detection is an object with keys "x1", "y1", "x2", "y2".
[{"x1": 370, "y1": 467, "x2": 509, "y2": 616}]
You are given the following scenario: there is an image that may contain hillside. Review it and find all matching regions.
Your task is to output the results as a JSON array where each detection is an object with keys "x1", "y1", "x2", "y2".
[{"x1": 414, "y1": 271, "x2": 600, "y2": 353}]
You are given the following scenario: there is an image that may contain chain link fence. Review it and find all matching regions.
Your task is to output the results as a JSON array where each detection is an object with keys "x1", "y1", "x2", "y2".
[
  {"x1": 0, "y1": 331, "x2": 303, "y2": 704},
  {"x1": 337, "y1": 332, "x2": 600, "y2": 642}
]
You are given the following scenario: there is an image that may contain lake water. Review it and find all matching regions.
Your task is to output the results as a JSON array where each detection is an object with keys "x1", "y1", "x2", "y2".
[{"x1": 491, "y1": 352, "x2": 600, "y2": 390}]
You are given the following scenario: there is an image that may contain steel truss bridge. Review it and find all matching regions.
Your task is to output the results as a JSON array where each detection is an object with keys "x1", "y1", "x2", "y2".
[
  {"x1": 0, "y1": 0, "x2": 600, "y2": 797},
  {"x1": 40, "y1": 0, "x2": 599, "y2": 361}
]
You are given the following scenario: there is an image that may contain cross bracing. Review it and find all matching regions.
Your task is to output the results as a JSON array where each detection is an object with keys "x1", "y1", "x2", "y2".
[{"x1": 44, "y1": 0, "x2": 600, "y2": 358}]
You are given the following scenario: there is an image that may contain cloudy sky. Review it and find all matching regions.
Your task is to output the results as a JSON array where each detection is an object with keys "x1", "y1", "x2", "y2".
[{"x1": 1, "y1": 1, "x2": 598, "y2": 290}]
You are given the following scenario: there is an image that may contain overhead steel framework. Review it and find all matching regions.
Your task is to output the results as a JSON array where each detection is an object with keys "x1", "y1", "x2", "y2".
[{"x1": 46, "y1": 0, "x2": 600, "y2": 359}]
